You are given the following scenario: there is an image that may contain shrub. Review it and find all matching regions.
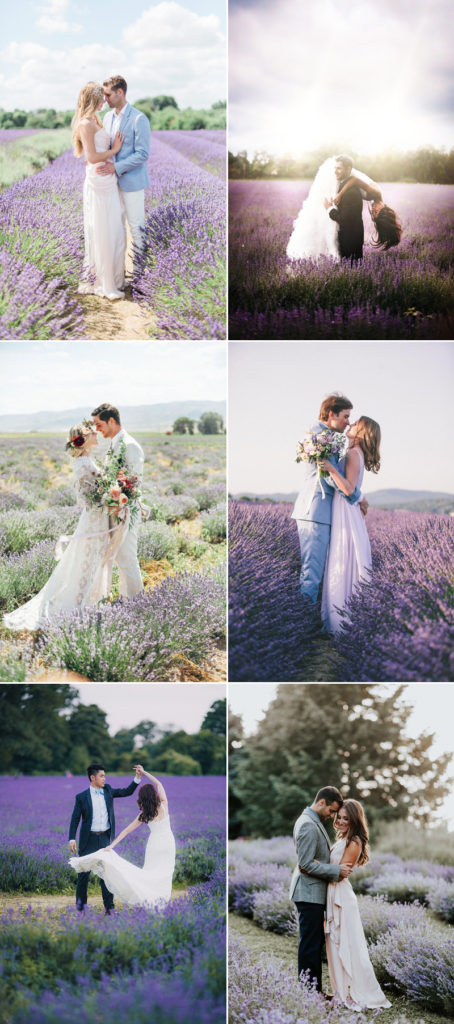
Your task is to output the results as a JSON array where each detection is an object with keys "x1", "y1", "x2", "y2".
[
  {"x1": 229, "y1": 859, "x2": 290, "y2": 917},
  {"x1": 370, "y1": 921, "x2": 454, "y2": 1014},
  {"x1": 427, "y1": 880, "x2": 454, "y2": 923},
  {"x1": 252, "y1": 883, "x2": 298, "y2": 935},
  {"x1": 137, "y1": 521, "x2": 179, "y2": 562},
  {"x1": 0, "y1": 508, "x2": 79, "y2": 555},
  {"x1": 47, "y1": 486, "x2": 77, "y2": 507},
  {"x1": 0, "y1": 540, "x2": 56, "y2": 611}
]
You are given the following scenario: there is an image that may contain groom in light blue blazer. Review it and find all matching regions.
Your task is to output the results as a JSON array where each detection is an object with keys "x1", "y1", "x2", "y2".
[
  {"x1": 97, "y1": 75, "x2": 151, "y2": 273},
  {"x1": 292, "y1": 393, "x2": 368, "y2": 602}
]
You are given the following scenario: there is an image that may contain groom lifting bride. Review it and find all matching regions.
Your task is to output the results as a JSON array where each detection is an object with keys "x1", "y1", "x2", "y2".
[{"x1": 292, "y1": 392, "x2": 381, "y2": 635}]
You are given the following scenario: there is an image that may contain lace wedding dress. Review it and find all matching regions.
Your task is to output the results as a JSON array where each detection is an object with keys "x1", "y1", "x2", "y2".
[
  {"x1": 70, "y1": 810, "x2": 176, "y2": 907},
  {"x1": 287, "y1": 157, "x2": 339, "y2": 260},
  {"x1": 321, "y1": 449, "x2": 372, "y2": 634},
  {"x1": 3, "y1": 456, "x2": 124, "y2": 631},
  {"x1": 325, "y1": 838, "x2": 391, "y2": 1009},
  {"x1": 78, "y1": 128, "x2": 126, "y2": 300}
]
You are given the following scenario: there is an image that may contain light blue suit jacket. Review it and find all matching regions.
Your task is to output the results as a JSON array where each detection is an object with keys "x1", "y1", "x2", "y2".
[
  {"x1": 291, "y1": 421, "x2": 361, "y2": 525},
  {"x1": 103, "y1": 103, "x2": 150, "y2": 192}
]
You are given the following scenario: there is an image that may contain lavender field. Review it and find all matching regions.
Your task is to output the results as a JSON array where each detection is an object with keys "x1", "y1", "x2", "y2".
[
  {"x1": 229, "y1": 835, "x2": 454, "y2": 1021},
  {"x1": 228, "y1": 501, "x2": 454, "y2": 682},
  {"x1": 0, "y1": 129, "x2": 226, "y2": 340},
  {"x1": 0, "y1": 432, "x2": 226, "y2": 681},
  {"x1": 229, "y1": 180, "x2": 454, "y2": 339},
  {"x1": 0, "y1": 774, "x2": 226, "y2": 1023}
]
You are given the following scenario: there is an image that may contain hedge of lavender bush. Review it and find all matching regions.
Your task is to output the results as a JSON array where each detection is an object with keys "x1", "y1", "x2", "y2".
[
  {"x1": 39, "y1": 567, "x2": 226, "y2": 680},
  {"x1": 228, "y1": 501, "x2": 454, "y2": 682},
  {"x1": 229, "y1": 179, "x2": 454, "y2": 339},
  {"x1": 370, "y1": 920, "x2": 454, "y2": 1014},
  {"x1": 229, "y1": 938, "x2": 401, "y2": 1024},
  {"x1": 0, "y1": 540, "x2": 57, "y2": 612},
  {"x1": 1, "y1": 131, "x2": 225, "y2": 340},
  {"x1": 137, "y1": 521, "x2": 180, "y2": 562},
  {"x1": 0, "y1": 507, "x2": 80, "y2": 556},
  {"x1": 200, "y1": 503, "x2": 226, "y2": 543},
  {"x1": 229, "y1": 501, "x2": 319, "y2": 681}
]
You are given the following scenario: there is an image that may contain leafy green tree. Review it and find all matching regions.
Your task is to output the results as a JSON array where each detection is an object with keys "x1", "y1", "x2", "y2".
[
  {"x1": 68, "y1": 704, "x2": 112, "y2": 766},
  {"x1": 0, "y1": 684, "x2": 76, "y2": 773},
  {"x1": 198, "y1": 411, "x2": 224, "y2": 434},
  {"x1": 172, "y1": 416, "x2": 195, "y2": 434},
  {"x1": 201, "y1": 699, "x2": 226, "y2": 735},
  {"x1": 230, "y1": 685, "x2": 453, "y2": 838},
  {"x1": 155, "y1": 749, "x2": 202, "y2": 775}
]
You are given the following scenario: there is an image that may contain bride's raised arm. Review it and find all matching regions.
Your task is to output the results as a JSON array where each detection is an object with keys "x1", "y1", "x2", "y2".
[
  {"x1": 79, "y1": 120, "x2": 123, "y2": 164},
  {"x1": 334, "y1": 175, "x2": 382, "y2": 206},
  {"x1": 105, "y1": 814, "x2": 143, "y2": 851},
  {"x1": 320, "y1": 447, "x2": 361, "y2": 498},
  {"x1": 135, "y1": 765, "x2": 168, "y2": 805}
]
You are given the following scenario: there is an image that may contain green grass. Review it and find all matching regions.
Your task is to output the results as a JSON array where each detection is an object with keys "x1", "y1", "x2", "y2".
[
  {"x1": 230, "y1": 913, "x2": 447, "y2": 1024},
  {"x1": 0, "y1": 130, "x2": 72, "y2": 188}
]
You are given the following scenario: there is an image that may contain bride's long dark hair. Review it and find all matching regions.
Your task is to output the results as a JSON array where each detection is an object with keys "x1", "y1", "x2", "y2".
[
  {"x1": 137, "y1": 783, "x2": 161, "y2": 823},
  {"x1": 335, "y1": 798, "x2": 370, "y2": 865}
]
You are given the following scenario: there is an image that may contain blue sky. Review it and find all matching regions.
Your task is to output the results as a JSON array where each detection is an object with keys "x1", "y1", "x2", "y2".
[
  {"x1": 228, "y1": 341, "x2": 454, "y2": 496},
  {"x1": 229, "y1": 683, "x2": 454, "y2": 829},
  {"x1": 229, "y1": 0, "x2": 454, "y2": 155},
  {"x1": 0, "y1": 342, "x2": 227, "y2": 414},
  {"x1": 2, "y1": 0, "x2": 226, "y2": 110}
]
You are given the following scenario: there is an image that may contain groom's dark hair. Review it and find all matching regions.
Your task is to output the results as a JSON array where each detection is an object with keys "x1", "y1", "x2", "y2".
[
  {"x1": 91, "y1": 403, "x2": 121, "y2": 424},
  {"x1": 87, "y1": 762, "x2": 105, "y2": 780},
  {"x1": 315, "y1": 786, "x2": 343, "y2": 806},
  {"x1": 319, "y1": 393, "x2": 353, "y2": 420},
  {"x1": 103, "y1": 75, "x2": 127, "y2": 94},
  {"x1": 336, "y1": 154, "x2": 353, "y2": 172}
]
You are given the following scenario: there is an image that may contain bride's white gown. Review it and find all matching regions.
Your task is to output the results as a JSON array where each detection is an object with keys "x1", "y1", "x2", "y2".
[
  {"x1": 321, "y1": 449, "x2": 371, "y2": 635},
  {"x1": 78, "y1": 128, "x2": 126, "y2": 300},
  {"x1": 325, "y1": 838, "x2": 391, "y2": 1009},
  {"x1": 70, "y1": 811, "x2": 176, "y2": 907},
  {"x1": 3, "y1": 456, "x2": 123, "y2": 631},
  {"x1": 287, "y1": 157, "x2": 339, "y2": 260}
]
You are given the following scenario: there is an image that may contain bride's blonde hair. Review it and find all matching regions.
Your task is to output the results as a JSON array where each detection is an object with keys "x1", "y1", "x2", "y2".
[
  {"x1": 65, "y1": 422, "x2": 95, "y2": 458},
  {"x1": 71, "y1": 82, "x2": 104, "y2": 157}
]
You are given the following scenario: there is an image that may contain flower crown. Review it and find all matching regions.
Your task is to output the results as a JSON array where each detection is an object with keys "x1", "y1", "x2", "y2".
[{"x1": 65, "y1": 418, "x2": 96, "y2": 451}]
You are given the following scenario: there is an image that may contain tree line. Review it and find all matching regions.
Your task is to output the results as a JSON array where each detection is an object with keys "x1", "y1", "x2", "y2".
[
  {"x1": 229, "y1": 685, "x2": 452, "y2": 840},
  {"x1": 229, "y1": 145, "x2": 454, "y2": 184},
  {"x1": 0, "y1": 96, "x2": 225, "y2": 133},
  {"x1": 172, "y1": 411, "x2": 225, "y2": 435},
  {"x1": 0, "y1": 686, "x2": 226, "y2": 776}
]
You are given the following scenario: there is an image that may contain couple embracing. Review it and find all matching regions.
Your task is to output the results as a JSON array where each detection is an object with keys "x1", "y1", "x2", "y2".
[
  {"x1": 290, "y1": 786, "x2": 390, "y2": 1010},
  {"x1": 4, "y1": 404, "x2": 145, "y2": 632},
  {"x1": 71, "y1": 75, "x2": 150, "y2": 300},
  {"x1": 292, "y1": 392, "x2": 381, "y2": 633}
]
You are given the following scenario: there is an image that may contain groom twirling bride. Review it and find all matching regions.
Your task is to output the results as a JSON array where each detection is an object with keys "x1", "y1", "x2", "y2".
[{"x1": 292, "y1": 393, "x2": 381, "y2": 634}]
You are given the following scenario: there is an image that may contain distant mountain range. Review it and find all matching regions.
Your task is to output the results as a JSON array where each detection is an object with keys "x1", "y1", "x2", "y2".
[
  {"x1": 231, "y1": 488, "x2": 454, "y2": 514},
  {"x1": 0, "y1": 401, "x2": 226, "y2": 434}
]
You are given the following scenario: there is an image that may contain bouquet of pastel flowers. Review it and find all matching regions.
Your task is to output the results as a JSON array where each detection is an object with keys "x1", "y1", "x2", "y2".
[
  {"x1": 88, "y1": 440, "x2": 142, "y2": 527},
  {"x1": 296, "y1": 429, "x2": 347, "y2": 477}
]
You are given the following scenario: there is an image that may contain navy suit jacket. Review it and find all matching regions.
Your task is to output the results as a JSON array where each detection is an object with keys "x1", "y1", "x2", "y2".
[{"x1": 68, "y1": 780, "x2": 139, "y2": 854}]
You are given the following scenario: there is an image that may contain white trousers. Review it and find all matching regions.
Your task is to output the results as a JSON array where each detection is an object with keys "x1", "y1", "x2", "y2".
[
  {"x1": 114, "y1": 523, "x2": 143, "y2": 597},
  {"x1": 119, "y1": 189, "x2": 145, "y2": 271}
]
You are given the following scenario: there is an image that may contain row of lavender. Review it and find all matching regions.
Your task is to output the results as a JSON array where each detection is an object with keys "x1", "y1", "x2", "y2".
[
  {"x1": 0, "y1": 129, "x2": 225, "y2": 340},
  {"x1": 228, "y1": 501, "x2": 453, "y2": 682},
  {"x1": 0, "y1": 775, "x2": 225, "y2": 1024},
  {"x1": 229, "y1": 838, "x2": 454, "y2": 1016},
  {"x1": 229, "y1": 180, "x2": 454, "y2": 339},
  {"x1": 0, "y1": 434, "x2": 226, "y2": 681}
]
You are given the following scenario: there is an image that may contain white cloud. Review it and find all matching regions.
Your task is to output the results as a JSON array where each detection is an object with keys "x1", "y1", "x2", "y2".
[
  {"x1": 36, "y1": 0, "x2": 82, "y2": 34},
  {"x1": 1, "y1": 3, "x2": 226, "y2": 109}
]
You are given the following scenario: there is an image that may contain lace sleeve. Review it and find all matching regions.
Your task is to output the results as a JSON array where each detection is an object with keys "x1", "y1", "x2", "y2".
[{"x1": 72, "y1": 457, "x2": 99, "y2": 505}]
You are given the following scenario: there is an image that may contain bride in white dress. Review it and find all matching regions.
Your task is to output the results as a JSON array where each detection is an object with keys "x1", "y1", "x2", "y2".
[
  {"x1": 3, "y1": 421, "x2": 125, "y2": 632},
  {"x1": 321, "y1": 417, "x2": 381, "y2": 634},
  {"x1": 286, "y1": 156, "x2": 381, "y2": 261},
  {"x1": 70, "y1": 767, "x2": 176, "y2": 908},
  {"x1": 72, "y1": 82, "x2": 126, "y2": 300},
  {"x1": 325, "y1": 799, "x2": 391, "y2": 1010}
]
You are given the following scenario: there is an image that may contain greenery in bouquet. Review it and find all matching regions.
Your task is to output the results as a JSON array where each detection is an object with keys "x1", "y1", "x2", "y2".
[
  {"x1": 296, "y1": 428, "x2": 347, "y2": 477},
  {"x1": 88, "y1": 440, "x2": 142, "y2": 528}
]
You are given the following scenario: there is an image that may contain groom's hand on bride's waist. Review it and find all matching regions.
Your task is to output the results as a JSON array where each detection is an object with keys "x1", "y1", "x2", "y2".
[{"x1": 96, "y1": 163, "x2": 116, "y2": 176}]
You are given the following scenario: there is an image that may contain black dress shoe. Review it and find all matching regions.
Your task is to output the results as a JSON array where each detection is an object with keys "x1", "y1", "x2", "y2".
[
  {"x1": 104, "y1": 908, "x2": 115, "y2": 915},
  {"x1": 76, "y1": 901, "x2": 85, "y2": 912}
]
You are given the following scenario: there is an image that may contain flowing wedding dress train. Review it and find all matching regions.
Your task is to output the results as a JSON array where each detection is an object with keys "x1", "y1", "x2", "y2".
[
  {"x1": 3, "y1": 455, "x2": 124, "y2": 631},
  {"x1": 325, "y1": 839, "x2": 391, "y2": 1009},
  {"x1": 321, "y1": 449, "x2": 371, "y2": 634},
  {"x1": 70, "y1": 810, "x2": 176, "y2": 907},
  {"x1": 78, "y1": 128, "x2": 126, "y2": 300},
  {"x1": 287, "y1": 157, "x2": 339, "y2": 260}
]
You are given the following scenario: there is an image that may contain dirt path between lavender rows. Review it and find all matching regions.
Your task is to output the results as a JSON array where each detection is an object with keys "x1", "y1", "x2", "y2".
[
  {"x1": 79, "y1": 232, "x2": 155, "y2": 340},
  {"x1": 0, "y1": 889, "x2": 188, "y2": 912},
  {"x1": 292, "y1": 633, "x2": 343, "y2": 682}
]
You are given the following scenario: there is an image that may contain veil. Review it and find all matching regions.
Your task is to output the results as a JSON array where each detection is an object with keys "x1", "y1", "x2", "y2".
[{"x1": 287, "y1": 157, "x2": 339, "y2": 261}]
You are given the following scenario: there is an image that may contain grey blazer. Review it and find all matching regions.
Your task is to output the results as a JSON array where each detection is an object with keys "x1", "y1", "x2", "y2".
[{"x1": 289, "y1": 807, "x2": 341, "y2": 905}]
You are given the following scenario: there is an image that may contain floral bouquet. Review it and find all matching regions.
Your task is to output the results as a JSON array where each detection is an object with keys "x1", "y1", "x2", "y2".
[
  {"x1": 296, "y1": 429, "x2": 347, "y2": 477},
  {"x1": 88, "y1": 440, "x2": 142, "y2": 528}
]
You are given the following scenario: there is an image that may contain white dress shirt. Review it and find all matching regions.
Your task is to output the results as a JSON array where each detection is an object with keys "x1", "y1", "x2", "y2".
[
  {"x1": 111, "y1": 427, "x2": 144, "y2": 486},
  {"x1": 90, "y1": 786, "x2": 109, "y2": 832},
  {"x1": 110, "y1": 102, "x2": 129, "y2": 144}
]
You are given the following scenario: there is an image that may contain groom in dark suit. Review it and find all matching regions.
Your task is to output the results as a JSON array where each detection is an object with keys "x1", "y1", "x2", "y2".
[
  {"x1": 68, "y1": 762, "x2": 142, "y2": 913},
  {"x1": 324, "y1": 155, "x2": 364, "y2": 261}
]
